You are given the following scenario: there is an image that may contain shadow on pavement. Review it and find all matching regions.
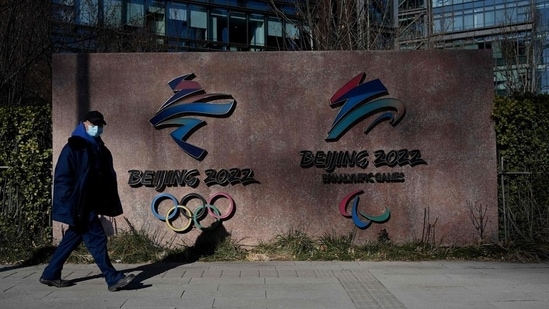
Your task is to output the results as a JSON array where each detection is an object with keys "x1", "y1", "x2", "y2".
[
  {"x1": 0, "y1": 223, "x2": 230, "y2": 292},
  {"x1": 117, "y1": 223, "x2": 231, "y2": 290}
]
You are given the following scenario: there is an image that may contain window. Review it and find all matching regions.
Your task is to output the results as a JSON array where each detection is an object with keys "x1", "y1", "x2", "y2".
[
  {"x1": 104, "y1": 0, "x2": 122, "y2": 27},
  {"x1": 464, "y1": 12, "x2": 474, "y2": 30},
  {"x1": 147, "y1": 6, "x2": 165, "y2": 36},
  {"x1": 167, "y1": 2, "x2": 188, "y2": 37},
  {"x1": 166, "y1": 2, "x2": 188, "y2": 50},
  {"x1": 127, "y1": 1, "x2": 145, "y2": 27},
  {"x1": 52, "y1": 0, "x2": 75, "y2": 24},
  {"x1": 285, "y1": 22, "x2": 299, "y2": 50},
  {"x1": 190, "y1": 6, "x2": 207, "y2": 41},
  {"x1": 474, "y1": 8, "x2": 484, "y2": 28},
  {"x1": 433, "y1": 0, "x2": 451, "y2": 9},
  {"x1": 516, "y1": 5, "x2": 531, "y2": 24},
  {"x1": 433, "y1": 14, "x2": 453, "y2": 34},
  {"x1": 249, "y1": 14, "x2": 265, "y2": 49},
  {"x1": 79, "y1": 0, "x2": 99, "y2": 25},
  {"x1": 454, "y1": 15, "x2": 463, "y2": 31},
  {"x1": 248, "y1": 1, "x2": 269, "y2": 10},
  {"x1": 210, "y1": 9, "x2": 228, "y2": 49},
  {"x1": 267, "y1": 17, "x2": 283, "y2": 49},
  {"x1": 229, "y1": 12, "x2": 247, "y2": 49},
  {"x1": 505, "y1": 6, "x2": 518, "y2": 24},
  {"x1": 485, "y1": 10, "x2": 495, "y2": 27},
  {"x1": 494, "y1": 6, "x2": 506, "y2": 25}
]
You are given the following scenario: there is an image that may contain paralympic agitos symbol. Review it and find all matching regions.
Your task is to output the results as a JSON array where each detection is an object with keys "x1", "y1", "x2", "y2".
[
  {"x1": 326, "y1": 72, "x2": 405, "y2": 141},
  {"x1": 150, "y1": 74, "x2": 236, "y2": 160},
  {"x1": 339, "y1": 190, "x2": 390, "y2": 229}
]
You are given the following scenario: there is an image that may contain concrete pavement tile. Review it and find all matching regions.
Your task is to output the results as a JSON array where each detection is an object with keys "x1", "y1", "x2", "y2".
[
  {"x1": 481, "y1": 268, "x2": 549, "y2": 285},
  {"x1": 291, "y1": 261, "x2": 347, "y2": 269},
  {"x1": 296, "y1": 269, "x2": 319, "y2": 278},
  {"x1": 212, "y1": 295, "x2": 355, "y2": 309},
  {"x1": 274, "y1": 270, "x2": 298, "y2": 277},
  {"x1": 258, "y1": 269, "x2": 278, "y2": 277},
  {"x1": 314, "y1": 269, "x2": 337, "y2": 277},
  {"x1": 391, "y1": 298, "x2": 495, "y2": 309},
  {"x1": 524, "y1": 284, "x2": 549, "y2": 300},
  {"x1": 391, "y1": 286, "x2": 489, "y2": 309},
  {"x1": 212, "y1": 297, "x2": 270, "y2": 309},
  {"x1": 179, "y1": 283, "x2": 220, "y2": 297},
  {"x1": 189, "y1": 277, "x2": 264, "y2": 284},
  {"x1": 467, "y1": 285, "x2": 539, "y2": 302},
  {"x1": 494, "y1": 300, "x2": 549, "y2": 309},
  {"x1": 1, "y1": 298, "x2": 124, "y2": 309},
  {"x1": 217, "y1": 282, "x2": 266, "y2": 296},
  {"x1": 219, "y1": 269, "x2": 242, "y2": 278},
  {"x1": 181, "y1": 269, "x2": 206, "y2": 278},
  {"x1": 125, "y1": 285, "x2": 185, "y2": 298},
  {"x1": 160, "y1": 270, "x2": 187, "y2": 279},
  {"x1": 122, "y1": 296, "x2": 212, "y2": 309},
  {"x1": 136, "y1": 275, "x2": 192, "y2": 286},
  {"x1": 0, "y1": 287, "x2": 52, "y2": 301},
  {"x1": 201, "y1": 269, "x2": 223, "y2": 278},
  {"x1": 265, "y1": 276, "x2": 341, "y2": 284},
  {"x1": 263, "y1": 296, "x2": 356, "y2": 309},
  {"x1": 266, "y1": 283, "x2": 347, "y2": 299},
  {"x1": 2, "y1": 261, "x2": 549, "y2": 309},
  {"x1": 239, "y1": 269, "x2": 260, "y2": 276}
]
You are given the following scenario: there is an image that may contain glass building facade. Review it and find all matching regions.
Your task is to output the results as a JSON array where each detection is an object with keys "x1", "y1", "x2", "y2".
[
  {"x1": 399, "y1": 0, "x2": 549, "y2": 94},
  {"x1": 52, "y1": 0, "x2": 305, "y2": 52},
  {"x1": 51, "y1": 0, "x2": 549, "y2": 94},
  {"x1": 431, "y1": 0, "x2": 533, "y2": 33}
]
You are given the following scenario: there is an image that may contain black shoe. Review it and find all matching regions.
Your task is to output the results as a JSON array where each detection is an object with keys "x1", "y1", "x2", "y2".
[
  {"x1": 39, "y1": 277, "x2": 74, "y2": 288},
  {"x1": 108, "y1": 274, "x2": 135, "y2": 292}
]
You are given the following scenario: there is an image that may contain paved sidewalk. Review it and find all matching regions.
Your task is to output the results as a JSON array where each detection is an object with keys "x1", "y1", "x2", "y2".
[{"x1": 1, "y1": 261, "x2": 548, "y2": 309}]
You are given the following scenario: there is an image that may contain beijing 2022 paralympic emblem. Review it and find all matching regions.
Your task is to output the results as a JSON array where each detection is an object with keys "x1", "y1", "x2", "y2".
[{"x1": 328, "y1": 73, "x2": 405, "y2": 229}]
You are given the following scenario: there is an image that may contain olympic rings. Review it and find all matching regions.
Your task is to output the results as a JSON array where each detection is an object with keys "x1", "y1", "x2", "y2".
[
  {"x1": 207, "y1": 192, "x2": 235, "y2": 220},
  {"x1": 151, "y1": 192, "x2": 235, "y2": 232},
  {"x1": 151, "y1": 193, "x2": 179, "y2": 221},
  {"x1": 180, "y1": 193, "x2": 207, "y2": 219},
  {"x1": 165, "y1": 205, "x2": 193, "y2": 232},
  {"x1": 193, "y1": 203, "x2": 221, "y2": 231}
]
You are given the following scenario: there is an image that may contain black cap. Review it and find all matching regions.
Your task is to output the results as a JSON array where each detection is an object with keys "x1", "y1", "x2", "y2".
[{"x1": 84, "y1": 111, "x2": 107, "y2": 126}]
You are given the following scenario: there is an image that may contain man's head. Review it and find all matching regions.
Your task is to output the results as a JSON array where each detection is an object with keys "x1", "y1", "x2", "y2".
[
  {"x1": 84, "y1": 111, "x2": 107, "y2": 126},
  {"x1": 83, "y1": 111, "x2": 106, "y2": 137}
]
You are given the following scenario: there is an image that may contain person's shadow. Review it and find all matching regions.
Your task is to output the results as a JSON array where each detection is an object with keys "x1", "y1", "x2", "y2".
[
  {"x1": 119, "y1": 223, "x2": 231, "y2": 290},
  {"x1": 13, "y1": 222, "x2": 232, "y2": 289}
]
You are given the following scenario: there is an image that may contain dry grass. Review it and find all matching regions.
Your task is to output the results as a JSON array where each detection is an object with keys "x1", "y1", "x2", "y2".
[{"x1": 3, "y1": 228, "x2": 549, "y2": 266}]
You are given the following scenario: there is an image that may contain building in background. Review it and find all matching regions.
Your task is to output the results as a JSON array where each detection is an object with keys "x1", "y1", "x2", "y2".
[
  {"x1": 51, "y1": 0, "x2": 549, "y2": 95},
  {"x1": 399, "y1": 0, "x2": 549, "y2": 95},
  {"x1": 52, "y1": 0, "x2": 307, "y2": 52}
]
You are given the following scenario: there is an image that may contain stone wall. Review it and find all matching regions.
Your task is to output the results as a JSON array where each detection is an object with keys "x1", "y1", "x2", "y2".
[{"x1": 52, "y1": 50, "x2": 497, "y2": 246}]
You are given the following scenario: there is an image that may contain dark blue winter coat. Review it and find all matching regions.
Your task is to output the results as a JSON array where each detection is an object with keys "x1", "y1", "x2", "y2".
[{"x1": 52, "y1": 123, "x2": 123, "y2": 226}]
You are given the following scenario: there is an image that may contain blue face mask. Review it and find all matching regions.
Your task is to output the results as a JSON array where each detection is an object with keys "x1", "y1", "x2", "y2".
[{"x1": 86, "y1": 124, "x2": 103, "y2": 137}]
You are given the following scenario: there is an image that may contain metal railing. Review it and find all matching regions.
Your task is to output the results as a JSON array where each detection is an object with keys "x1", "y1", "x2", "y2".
[{"x1": 498, "y1": 156, "x2": 548, "y2": 243}]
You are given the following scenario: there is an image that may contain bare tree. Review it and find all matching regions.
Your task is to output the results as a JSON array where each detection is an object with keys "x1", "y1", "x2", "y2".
[
  {"x1": 52, "y1": 0, "x2": 167, "y2": 53},
  {"x1": 493, "y1": 6, "x2": 545, "y2": 95},
  {"x1": 270, "y1": 0, "x2": 397, "y2": 51},
  {"x1": 1, "y1": 0, "x2": 169, "y2": 107},
  {"x1": 0, "y1": 0, "x2": 51, "y2": 106},
  {"x1": 272, "y1": 0, "x2": 458, "y2": 52}
]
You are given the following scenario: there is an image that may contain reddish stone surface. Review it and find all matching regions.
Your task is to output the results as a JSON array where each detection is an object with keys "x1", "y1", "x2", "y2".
[{"x1": 52, "y1": 50, "x2": 496, "y2": 246}]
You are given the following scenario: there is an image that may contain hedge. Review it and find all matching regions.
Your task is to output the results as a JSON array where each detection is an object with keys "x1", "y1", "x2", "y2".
[{"x1": 0, "y1": 104, "x2": 52, "y2": 255}]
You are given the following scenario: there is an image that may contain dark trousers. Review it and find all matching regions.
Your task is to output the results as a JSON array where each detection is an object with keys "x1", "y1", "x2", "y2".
[{"x1": 42, "y1": 212, "x2": 124, "y2": 286}]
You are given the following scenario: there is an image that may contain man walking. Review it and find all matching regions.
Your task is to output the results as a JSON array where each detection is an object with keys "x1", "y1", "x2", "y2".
[{"x1": 40, "y1": 111, "x2": 134, "y2": 292}]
